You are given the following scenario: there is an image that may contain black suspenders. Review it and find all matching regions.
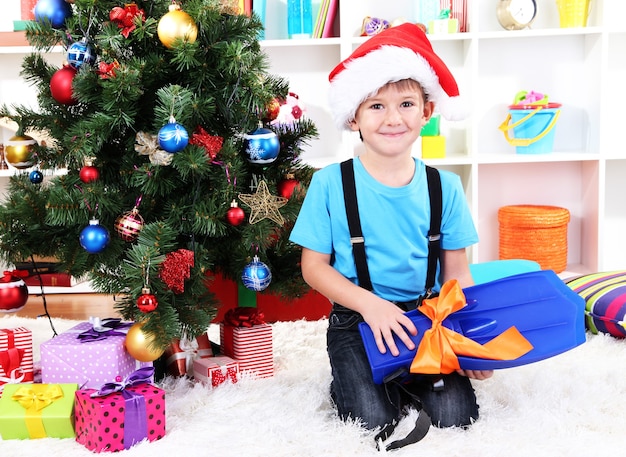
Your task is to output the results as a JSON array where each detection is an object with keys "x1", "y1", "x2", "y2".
[{"x1": 340, "y1": 158, "x2": 442, "y2": 295}]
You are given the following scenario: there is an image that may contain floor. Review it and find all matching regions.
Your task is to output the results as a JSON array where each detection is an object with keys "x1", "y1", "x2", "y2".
[{"x1": 11, "y1": 293, "x2": 119, "y2": 320}]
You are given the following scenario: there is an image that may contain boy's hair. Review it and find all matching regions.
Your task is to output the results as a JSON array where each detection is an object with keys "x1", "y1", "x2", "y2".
[{"x1": 328, "y1": 23, "x2": 466, "y2": 131}]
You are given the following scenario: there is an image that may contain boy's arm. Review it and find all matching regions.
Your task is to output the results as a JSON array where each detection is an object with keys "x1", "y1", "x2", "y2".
[{"x1": 300, "y1": 247, "x2": 417, "y2": 356}]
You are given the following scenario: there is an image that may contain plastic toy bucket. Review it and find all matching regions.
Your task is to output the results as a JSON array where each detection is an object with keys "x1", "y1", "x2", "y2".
[
  {"x1": 499, "y1": 103, "x2": 561, "y2": 154},
  {"x1": 556, "y1": 0, "x2": 591, "y2": 28}
]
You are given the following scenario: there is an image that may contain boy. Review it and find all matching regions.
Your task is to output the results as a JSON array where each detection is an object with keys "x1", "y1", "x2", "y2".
[{"x1": 289, "y1": 23, "x2": 493, "y2": 446}]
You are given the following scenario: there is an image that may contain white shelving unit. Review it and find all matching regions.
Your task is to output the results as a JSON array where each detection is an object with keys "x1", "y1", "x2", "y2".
[
  {"x1": 262, "y1": 0, "x2": 626, "y2": 275},
  {"x1": 1, "y1": 0, "x2": 625, "y2": 286}
]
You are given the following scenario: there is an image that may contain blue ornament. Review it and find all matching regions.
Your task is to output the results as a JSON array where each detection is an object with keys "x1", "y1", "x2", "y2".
[
  {"x1": 158, "y1": 120, "x2": 189, "y2": 153},
  {"x1": 241, "y1": 255, "x2": 272, "y2": 292},
  {"x1": 29, "y1": 170, "x2": 44, "y2": 184},
  {"x1": 79, "y1": 219, "x2": 110, "y2": 254},
  {"x1": 34, "y1": 0, "x2": 73, "y2": 29},
  {"x1": 243, "y1": 127, "x2": 280, "y2": 164},
  {"x1": 67, "y1": 39, "x2": 96, "y2": 69}
]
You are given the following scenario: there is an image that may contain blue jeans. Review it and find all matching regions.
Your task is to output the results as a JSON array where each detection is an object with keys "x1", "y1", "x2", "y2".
[{"x1": 327, "y1": 305, "x2": 480, "y2": 430}]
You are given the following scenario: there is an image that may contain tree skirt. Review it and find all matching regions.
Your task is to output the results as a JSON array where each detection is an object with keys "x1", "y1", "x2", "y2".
[{"x1": 0, "y1": 315, "x2": 624, "y2": 456}]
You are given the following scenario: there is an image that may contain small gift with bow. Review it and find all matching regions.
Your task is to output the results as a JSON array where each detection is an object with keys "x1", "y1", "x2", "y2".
[
  {"x1": 428, "y1": 8, "x2": 459, "y2": 34},
  {"x1": 193, "y1": 355, "x2": 239, "y2": 387},
  {"x1": 0, "y1": 327, "x2": 34, "y2": 394},
  {"x1": 359, "y1": 270, "x2": 586, "y2": 384},
  {"x1": 0, "y1": 383, "x2": 78, "y2": 439},
  {"x1": 75, "y1": 367, "x2": 165, "y2": 452},
  {"x1": 163, "y1": 332, "x2": 213, "y2": 377},
  {"x1": 220, "y1": 308, "x2": 273, "y2": 378},
  {"x1": 41, "y1": 317, "x2": 151, "y2": 389}
]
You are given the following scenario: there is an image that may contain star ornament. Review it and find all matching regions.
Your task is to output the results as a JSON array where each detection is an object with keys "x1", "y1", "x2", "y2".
[{"x1": 238, "y1": 180, "x2": 288, "y2": 225}]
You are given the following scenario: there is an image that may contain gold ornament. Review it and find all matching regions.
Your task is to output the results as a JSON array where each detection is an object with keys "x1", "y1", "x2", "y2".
[
  {"x1": 5, "y1": 135, "x2": 37, "y2": 169},
  {"x1": 157, "y1": 3, "x2": 198, "y2": 49},
  {"x1": 125, "y1": 322, "x2": 165, "y2": 362},
  {"x1": 135, "y1": 131, "x2": 173, "y2": 165},
  {"x1": 238, "y1": 180, "x2": 288, "y2": 225}
]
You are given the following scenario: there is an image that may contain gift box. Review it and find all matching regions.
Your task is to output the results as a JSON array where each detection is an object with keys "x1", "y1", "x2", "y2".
[
  {"x1": 0, "y1": 327, "x2": 34, "y2": 392},
  {"x1": 359, "y1": 271, "x2": 585, "y2": 384},
  {"x1": 422, "y1": 135, "x2": 446, "y2": 158},
  {"x1": 193, "y1": 356, "x2": 239, "y2": 387},
  {"x1": 0, "y1": 383, "x2": 77, "y2": 439},
  {"x1": 220, "y1": 308, "x2": 273, "y2": 378},
  {"x1": 428, "y1": 18, "x2": 459, "y2": 34},
  {"x1": 163, "y1": 332, "x2": 213, "y2": 377},
  {"x1": 74, "y1": 367, "x2": 165, "y2": 452},
  {"x1": 41, "y1": 318, "x2": 149, "y2": 389}
]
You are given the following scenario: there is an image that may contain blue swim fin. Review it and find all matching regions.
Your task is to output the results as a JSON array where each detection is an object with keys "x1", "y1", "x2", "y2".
[{"x1": 359, "y1": 270, "x2": 586, "y2": 384}]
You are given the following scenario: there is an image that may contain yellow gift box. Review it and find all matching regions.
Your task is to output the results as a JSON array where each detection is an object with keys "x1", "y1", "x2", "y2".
[
  {"x1": 421, "y1": 135, "x2": 446, "y2": 159},
  {"x1": 0, "y1": 383, "x2": 77, "y2": 439}
]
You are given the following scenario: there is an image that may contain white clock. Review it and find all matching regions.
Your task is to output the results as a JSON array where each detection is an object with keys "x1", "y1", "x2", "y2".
[{"x1": 496, "y1": 0, "x2": 537, "y2": 30}]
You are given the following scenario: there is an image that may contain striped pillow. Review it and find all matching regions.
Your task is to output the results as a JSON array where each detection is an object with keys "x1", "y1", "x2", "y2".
[{"x1": 565, "y1": 271, "x2": 626, "y2": 338}]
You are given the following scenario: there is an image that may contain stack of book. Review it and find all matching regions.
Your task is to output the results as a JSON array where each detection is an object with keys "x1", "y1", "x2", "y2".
[
  {"x1": 14, "y1": 260, "x2": 84, "y2": 288},
  {"x1": 312, "y1": 0, "x2": 338, "y2": 38}
]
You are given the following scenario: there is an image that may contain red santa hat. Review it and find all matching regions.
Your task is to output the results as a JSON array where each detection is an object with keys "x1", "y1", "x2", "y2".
[{"x1": 328, "y1": 23, "x2": 467, "y2": 131}]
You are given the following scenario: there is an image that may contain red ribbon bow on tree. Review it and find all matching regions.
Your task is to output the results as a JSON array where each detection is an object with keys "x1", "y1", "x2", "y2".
[
  {"x1": 190, "y1": 126, "x2": 224, "y2": 161},
  {"x1": 159, "y1": 249, "x2": 195, "y2": 294},
  {"x1": 98, "y1": 60, "x2": 120, "y2": 79},
  {"x1": 109, "y1": 4, "x2": 146, "y2": 38},
  {"x1": 1, "y1": 270, "x2": 29, "y2": 283},
  {"x1": 224, "y1": 307, "x2": 266, "y2": 327}
]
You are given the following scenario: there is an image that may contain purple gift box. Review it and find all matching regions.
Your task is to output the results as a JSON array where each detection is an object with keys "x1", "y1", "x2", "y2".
[{"x1": 41, "y1": 318, "x2": 151, "y2": 389}]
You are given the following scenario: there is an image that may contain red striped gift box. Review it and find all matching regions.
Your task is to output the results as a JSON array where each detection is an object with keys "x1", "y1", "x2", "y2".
[{"x1": 220, "y1": 323, "x2": 273, "y2": 378}]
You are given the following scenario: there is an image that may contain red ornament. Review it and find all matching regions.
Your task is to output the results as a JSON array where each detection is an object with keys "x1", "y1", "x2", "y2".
[
  {"x1": 79, "y1": 165, "x2": 100, "y2": 183},
  {"x1": 50, "y1": 65, "x2": 78, "y2": 105},
  {"x1": 137, "y1": 288, "x2": 158, "y2": 313},
  {"x1": 278, "y1": 175, "x2": 300, "y2": 199},
  {"x1": 0, "y1": 270, "x2": 29, "y2": 313},
  {"x1": 226, "y1": 200, "x2": 245, "y2": 226}
]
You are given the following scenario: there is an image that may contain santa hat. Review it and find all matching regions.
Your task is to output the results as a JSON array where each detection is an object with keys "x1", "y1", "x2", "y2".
[{"x1": 328, "y1": 23, "x2": 466, "y2": 131}]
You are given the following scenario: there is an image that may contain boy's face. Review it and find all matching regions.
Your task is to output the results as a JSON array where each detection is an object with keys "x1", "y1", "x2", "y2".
[{"x1": 350, "y1": 80, "x2": 434, "y2": 158}]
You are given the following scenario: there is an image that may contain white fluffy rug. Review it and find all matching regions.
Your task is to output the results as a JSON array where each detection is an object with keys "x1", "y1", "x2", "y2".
[{"x1": 1, "y1": 314, "x2": 625, "y2": 456}]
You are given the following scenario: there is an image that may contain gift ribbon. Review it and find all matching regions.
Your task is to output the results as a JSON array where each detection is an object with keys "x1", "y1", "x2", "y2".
[
  {"x1": 224, "y1": 307, "x2": 266, "y2": 327},
  {"x1": 1, "y1": 270, "x2": 29, "y2": 282},
  {"x1": 410, "y1": 280, "x2": 534, "y2": 375},
  {"x1": 12, "y1": 384, "x2": 64, "y2": 438},
  {"x1": 0, "y1": 329, "x2": 26, "y2": 390},
  {"x1": 77, "y1": 317, "x2": 132, "y2": 342},
  {"x1": 0, "y1": 348, "x2": 25, "y2": 389},
  {"x1": 91, "y1": 366, "x2": 154, "y2": 449}
]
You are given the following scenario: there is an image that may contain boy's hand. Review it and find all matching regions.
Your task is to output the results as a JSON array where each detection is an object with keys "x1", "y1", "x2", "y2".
[{"x1": 361, "y1": 299, "x2": 417, "y2": 357}]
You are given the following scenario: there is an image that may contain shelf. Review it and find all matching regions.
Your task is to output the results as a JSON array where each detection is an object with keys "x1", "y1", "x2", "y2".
[{"x1": 0, "y1": 31, "x2": 29, "y2": 47}]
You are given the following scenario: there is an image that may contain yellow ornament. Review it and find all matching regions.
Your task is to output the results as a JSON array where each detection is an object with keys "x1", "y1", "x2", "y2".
[
  {"x1": 5, "y1": 135, "x2": 37, "y2": 169},
  {"x1": 157, "y1": 3, "x2": 198, "y2": 49},
  {"x1": 125, "y1": 322, "x2": 165, "y2": 362}
]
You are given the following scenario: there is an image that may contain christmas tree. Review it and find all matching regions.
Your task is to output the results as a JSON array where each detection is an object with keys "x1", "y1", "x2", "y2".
[{"x1": 0, "y1": 0, "x2": 317, "y2": 355}]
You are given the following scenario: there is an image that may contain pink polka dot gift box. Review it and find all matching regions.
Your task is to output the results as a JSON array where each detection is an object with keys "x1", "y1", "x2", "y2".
[{"x1": 74, "y1": 367, "x2": 165, "y2": 452}]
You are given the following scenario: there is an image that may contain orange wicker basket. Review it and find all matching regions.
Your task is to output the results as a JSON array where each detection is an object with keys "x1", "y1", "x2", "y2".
[{"x1": 498, "y1": 205, "x2": 570, "y2": 273}]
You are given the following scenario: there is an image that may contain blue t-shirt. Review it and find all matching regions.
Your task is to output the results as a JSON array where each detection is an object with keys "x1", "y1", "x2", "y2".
[{"x1": 289, "y1": 157, "x2": 478, "y2": 302}]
